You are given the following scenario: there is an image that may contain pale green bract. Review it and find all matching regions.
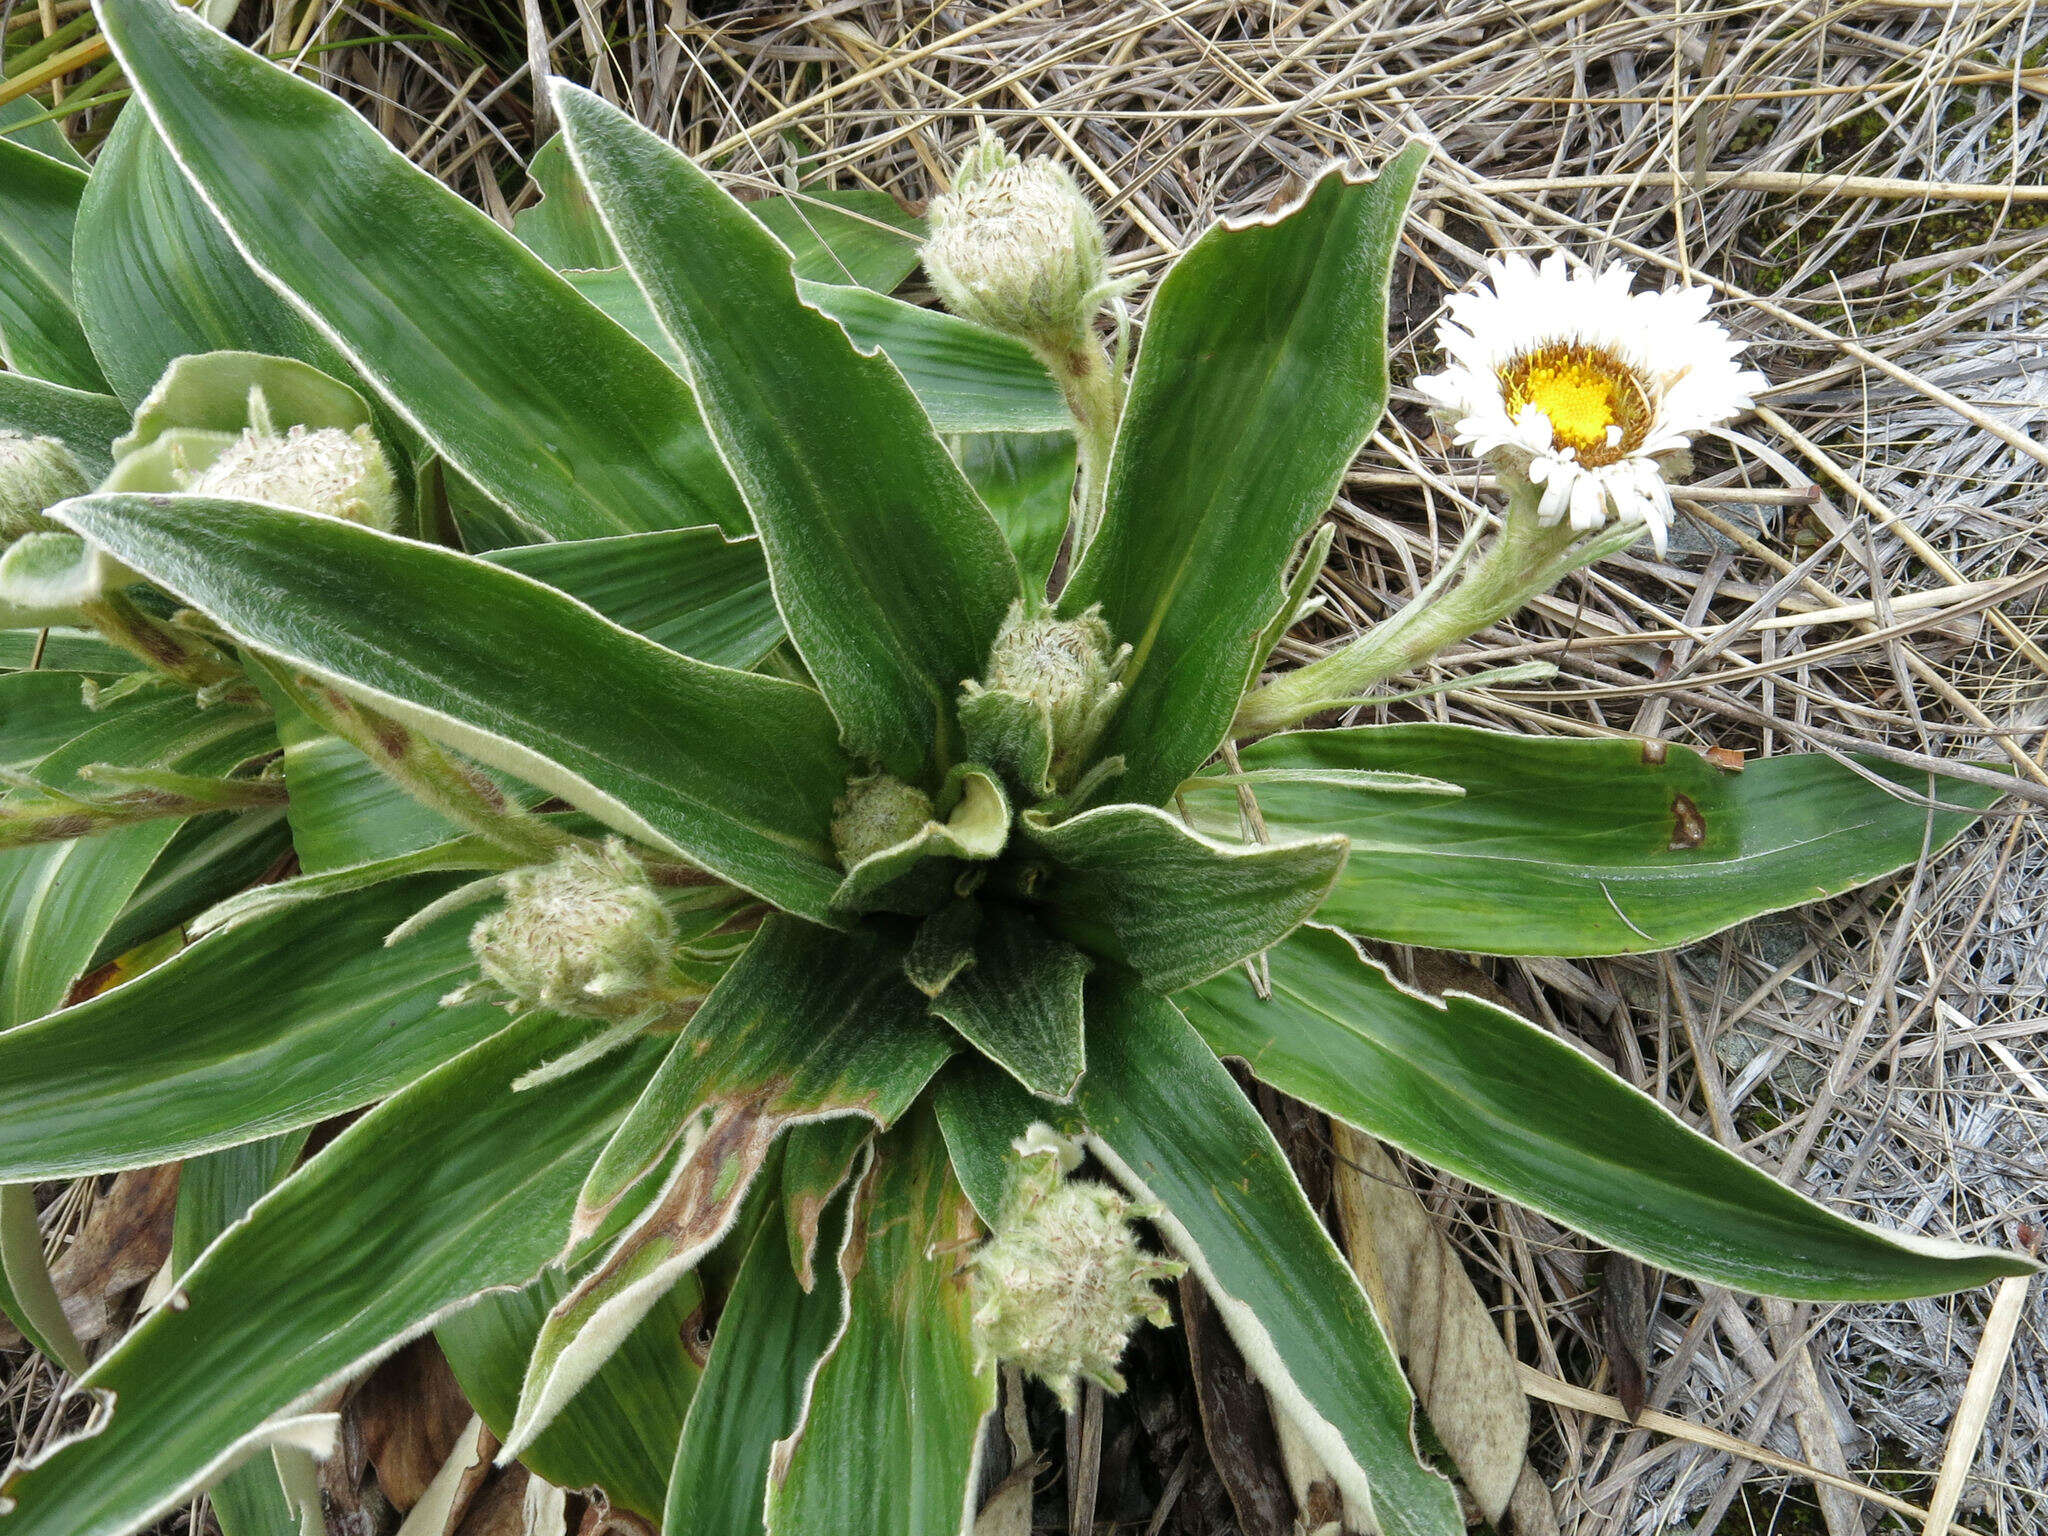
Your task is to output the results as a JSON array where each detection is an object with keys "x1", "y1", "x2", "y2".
[{"x1": 0, "y1": 4, "x2": 2030, "y2": 1536}]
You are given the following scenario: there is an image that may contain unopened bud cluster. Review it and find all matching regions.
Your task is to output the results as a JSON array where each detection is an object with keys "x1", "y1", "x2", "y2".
[
  {"x1": 830, "y1": 771, "x2": 934, "y2": 869},
  {"x1": 0, "y1": 431, "x2": 89, "y2": 545},
  {"x1": 187, "y1": 423, "x2": 397, "y2": 530},
  {"x1": 969, "y1": 1126, "x2": 1183, "y2": 1407},
  {"x1": 470, "y1": 840, "x2": 674, "y2": 1019},
  {"x1": 923, "y1": 133, "x2": 1110, "y2": 353},
  {"x1": 973, "y1": 601, "x2": 1128, "y2": 790}
]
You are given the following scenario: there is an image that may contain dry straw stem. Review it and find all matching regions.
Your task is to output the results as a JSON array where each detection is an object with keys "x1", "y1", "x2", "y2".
[
  {"x1": 6, "y1": 0, "x2": 2047, "y2": 1531},
  {"x1": 1476, "y1": 169, "x2": 2048, "y2": 201},
  {"x1": 1520, "y1": 1363, "x2": 1988, "y2": 1536},
  {"x1": 1918, "y1": 1274, "x2": 2033, "y2": 1536}
]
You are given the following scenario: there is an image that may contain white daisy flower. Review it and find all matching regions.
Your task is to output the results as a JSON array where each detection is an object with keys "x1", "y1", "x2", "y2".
[{"x1": 1415, "y1": 253, "x2": 1765, "y2": 555}]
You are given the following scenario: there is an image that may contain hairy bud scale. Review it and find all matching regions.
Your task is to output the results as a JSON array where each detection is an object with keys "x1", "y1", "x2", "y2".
[{"x1": 0, "y1": 432, "x2": 89, "y2": 546}]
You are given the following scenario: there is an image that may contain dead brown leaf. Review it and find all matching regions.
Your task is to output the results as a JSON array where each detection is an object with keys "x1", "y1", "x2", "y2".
[
  {"x1": 353, "y1": 1338, "x2": 477, "y2": 1514},
  {"x1": 1331, "y1": 1125, "x2": 1535, "y2": 1529},
  {"x1": 53, "y1": 1164, "x2": 179, "y2": 1343},
  {"x1": 1178, "y1": 1271, "x2": 1296, "y2": 1536},
  {"x1": 970, "y1": 1459, "x2": 1039, "y2": 1536},
  {"x1": 1599, "y1": 1254, "x2": 1650, "y2": 1421},
  {"x1": 451, "y1": 1466, "x2": 542, "y2": 1536}
]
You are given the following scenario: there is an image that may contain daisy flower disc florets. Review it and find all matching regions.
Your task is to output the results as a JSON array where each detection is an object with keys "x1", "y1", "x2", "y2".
[{"x1": 1416, "y1": 253, "x2": 1766, "y2": 553}]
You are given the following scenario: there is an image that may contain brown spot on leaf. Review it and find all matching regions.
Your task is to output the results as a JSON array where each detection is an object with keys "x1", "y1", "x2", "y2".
[
  {"x1": 1668, "y1": 793, "x2": 1706, "y2": 851},
  {"x1": 566, "y1": 1098, "x2": 783, "y2": 1315},
  {"x1": 678, "y1": 1300, "x2": 714, "y2": 1370},
  {"x1": 130, "y1": 626, "x2": 186, "y2": 668},
  {"x1": 1639, "y1": 739, "x2": 1668, "y2": 766},
  {"x1": 1705, "y1": 745, "x2": 1746, "y2": 772}
]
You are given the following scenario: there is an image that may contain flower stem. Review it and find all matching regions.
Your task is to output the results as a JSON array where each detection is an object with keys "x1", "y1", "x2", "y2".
[
  {"x1": 255, "y1": 658, "x2": 567, "y2": 864},
  {"x1": 1231, "y1": 482, "x2": 1582, "y2": 738},
  {"x1": 1036, "y1": 328, "x2": 1122, "y2": 560},
  {"x1": 79, "y1": 590, "x2": 244, "y2": 693},
  {"x1": 0, "y1": 775, "x2": 287, "y2": 851}
]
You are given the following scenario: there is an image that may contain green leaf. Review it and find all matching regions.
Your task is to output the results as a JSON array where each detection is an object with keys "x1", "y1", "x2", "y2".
[
  {"x1": 1201, "y1": 724, "x2": 2000, "y2": 955},
  {"x1": 766, "y1": 1111, "x2": 994, "y2": 1536},
  {"x1": 186, "y1": 832, "x2": 516, "y2": 937},
  {"x1": 0, "y1": 1012, "x2": 661, "y2": 1536},
  {"x1": 202, "y1": 1426, "x2": 302, "y2": 1536},
  {"x1": 10, "y1": 682, "x2": 268, "y2": 800},
  {"x1": 551, "y1": 82, "x2": 1021, "y2": 779},
  {"x1": 247, "y1": 664, "x2": 463, "y2": 875},
  {"x1": 1182, "y1": 925, "x2": 2034, "y2": 1299},
  {"x1": 930, "y1": 906, "x2": 1089, "y2": 1100},
  {"x1": 72, "y1": 108, "x2": 343, "y2": 409},
  {"x1": 667, "y1": 1178, "x2": 857, "y2": 1536},
  {"x1": 563, "y1": 267, "x2": 1070, "y2": 436},
  {"x1": 1, "y1": 815, "x2": 192, "y2": 1022},
  {"x1": 0, "y1": 134, "x2": 102, "y2": 390},
  {"x1": 797, "y1": 283, "x2": 1068, "y2": 433},
  {"x1": 0, "y1": 530, "x2": 120, "y2": 627},
  {"x1": 482, "y1": 530, "x2": 783, "y2": 671},
  {"x1": 1060, "y1": 149, "x2": 1427, "y2": 804},
  {"x1": 513, "y1": 916, "x2": 958, "y2": 1456},
  {"x1": 171, "y1": 1135, "x2": 306, "y2": 1279},
  {"x1": 0, "y1": 1184, "x2": 86, "y2": 1374},
  {"x1": 112, "y1": 349, "x2": 372, "y2": 463},
  {"x1": 518, "y1": 136, "x2": 921, "y2": 293},
  {"x1": 513, "y1": 135, "x2": 619, "y2": 270},
  {"x1": 0, "y1": 372, "x2": 128, "y2": 479},
  {"x1": 438, "y1": 1265, "x2": 702, "y2": 1520},
  {"x1": 56, "y1": 494, "x2": 854, "y2": 922},
  {"x1": 780, "y1": 1117, "x2": 870, "y2": 1289},
  {"x1": 1187, "y1": 765, "x2": 1463, "y2": 795},
  {"x1": 752, "y1": 187, "x2": 923, "y2": 291},
  {"x1": 0, "y1": 97, "x2": 86, "y2": 169},
  {"x1": 958, "y1": 687, "x2": 1056, "y2": 803},
  {"x1": 171, "y1": 1135, "x2": 311, "y2": 1536},
  {"x1": 0, "y1": 628, "x2": 132, "y2": 673},
  {"x1": 1249, "y1": 520, "x2": 1334, "y2": 678},
  {"x1": 1023, "y1": 800, "x2": 1347, "y2": 991},
  {"x1": 89, "y1": 807, "x2": 293, "y2": 967},
  {"x1": 960, "y1": 430, "x2": 1076, "y2": 599},
  {"x1": 96, "y1": 0, "x2": 744, "y2": 539},
  {"x1": 0, "y1": 667, "x2": 106, "y2": 769},
  {"x1": 930, "y1": 1056, "x2": 1041, "y2": 1225},
  {"x1": 1076, "y1": 977, "x2": 1461, "y2": 1536},
  {"x1": 0, "y1": 873, "x2": 517, "y2": 1180},
  {"x1": 1, "y1": 689, "x2": 272, "y2": 1025}
]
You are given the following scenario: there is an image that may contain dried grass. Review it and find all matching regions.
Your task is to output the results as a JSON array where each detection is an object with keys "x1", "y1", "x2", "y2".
[{"x1": 5, "y1": 0, "x2": 2044, "y2": 1531}]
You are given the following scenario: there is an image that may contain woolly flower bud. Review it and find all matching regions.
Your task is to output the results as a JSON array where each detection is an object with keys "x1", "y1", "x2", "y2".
[
  {"x1": 470, "y1": 840, "x2": 674, "y2": 1020},
  {"x1": 0, "y1": 431, "x2": 88, "y2": 545},
  {"x1": 978, "y1": 601, "x2": 1128, "y2": 788},
  {"x1": 969, "y1": 1125, "x2": 1184, "y2": 1408},
  {"x1": 923, "y1": 134, "x2": 1108, "y2": 351},
  {"x1": 188, "y1": 423, "x2": 397, "y2": 530},
  {"x1": 830, "y1": 771, "x2": 934, "y2": 870}
]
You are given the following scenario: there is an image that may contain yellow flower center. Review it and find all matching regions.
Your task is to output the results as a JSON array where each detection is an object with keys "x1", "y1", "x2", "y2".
[{"x1": 1497, "y1": 343, "x2": 1651, "y2": 467}]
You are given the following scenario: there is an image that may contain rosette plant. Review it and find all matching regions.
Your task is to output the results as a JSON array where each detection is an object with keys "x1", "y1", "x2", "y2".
[{"x1": 0, "y1": 1, "x2": 2033, "y2": 1533}]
